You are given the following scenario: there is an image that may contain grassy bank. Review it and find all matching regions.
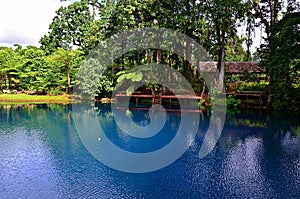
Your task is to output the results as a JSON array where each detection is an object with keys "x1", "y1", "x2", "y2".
[{"x1": 0, "y1": 94, "x2": 71, "y2": 104}]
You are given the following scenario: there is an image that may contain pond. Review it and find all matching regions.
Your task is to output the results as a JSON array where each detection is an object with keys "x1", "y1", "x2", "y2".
[{"x1": 0, "y1": 104, "x2": 300, "y2": 198}]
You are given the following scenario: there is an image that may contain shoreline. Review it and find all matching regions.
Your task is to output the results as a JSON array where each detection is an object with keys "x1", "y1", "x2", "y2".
[{"x1": 0, "y1": 94, "x2": 72, "y2": 104}]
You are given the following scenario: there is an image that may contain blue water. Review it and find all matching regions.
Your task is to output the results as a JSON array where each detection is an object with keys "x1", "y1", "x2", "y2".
[{"x1": 0, "y1": 104, "x2": 300, "y2": 198}]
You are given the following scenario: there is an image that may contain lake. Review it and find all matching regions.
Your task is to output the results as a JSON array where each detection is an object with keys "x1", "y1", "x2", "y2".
[{"x1": 0, "y1": 104, "x2": 300, "y2": 198}]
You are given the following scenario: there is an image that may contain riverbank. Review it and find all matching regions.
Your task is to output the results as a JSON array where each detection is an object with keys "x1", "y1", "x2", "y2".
[{"x1": 0, "y1": 94, "x2": 72, "y2": 104}]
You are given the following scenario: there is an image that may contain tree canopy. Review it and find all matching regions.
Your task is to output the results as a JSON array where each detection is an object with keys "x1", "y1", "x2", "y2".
[
  {"x1": 267, "y1": 12, "x2": 300, "y2": 109},
  {"x1": 0, "y1": 0, "x2": 299, "y2": 109},
  {"x1": 40, "y1": 1, "x2": 95, "y2": 54}
]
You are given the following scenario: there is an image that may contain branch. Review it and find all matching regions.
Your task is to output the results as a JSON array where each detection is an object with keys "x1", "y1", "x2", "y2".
[{"x1": 249, "y1": 0, "x2": 270, "y2": 32}]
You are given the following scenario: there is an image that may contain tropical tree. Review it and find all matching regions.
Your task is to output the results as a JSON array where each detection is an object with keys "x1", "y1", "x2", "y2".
[
  {"x1": 267, "y1": 12, "x2": 300, "y2": 109},
  {"x1": 19, "y1": 46, "x2": 47, "y2": 91},
  {"x1": 0, "y1": 48, "x2": 23, "y2": 90},
  {"x1": 251, "y1": 0, "x2": 300, "y2": 109},
  {"x1": 199, "y1": 0, "x2": 250, "y2": 90},
  {"x1": 40, "y1": 1, "x2": 95, "y2": 54},
  {"x1": 75, "y1": 56, "x2": 115, "y2": 98},
  {"x1": 225, "y1": 36, "x2": 249, "y2": 62},
  {"x1": 248, "y1": 0, "x2": 300, "y2": 43},
  {"x1": 46, "y1": 48, "x2": 84, "y2": 94}
]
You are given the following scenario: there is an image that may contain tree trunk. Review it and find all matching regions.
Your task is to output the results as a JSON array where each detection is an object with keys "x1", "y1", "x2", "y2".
[
  {"x1": 67, "y1": 63, "x2": 71, "y2": 94},
  {"x1": 137, "y1": 52, "x2": 140, "y2": 65},
  {"x1": 121, "y1": 40, "x2": 125, "y2": 70},
  {"x1": 5, "y1": 73, "x2": 9, "y2": 90},
  {"x1": 145, "y1": 48, "x2": 152, "y2": 73},
  {"x1": 216, "y1": 24, "x2": 225, "y2": 92},
  {"x1": 156, "y1": 49, "x2": 161, "y2": 63},
  {"x1": 219, "y1": 43, "x2": 225, "y2": 92},
  {"x1": 168, "y1": 52, "x2": 172, "y2": 68},
  {"x1": 201, "y1": 81, "x2": 206, "y2": 98},
  {"x1": 111, "y1": 51, "x2": 114, "y2": 79}
]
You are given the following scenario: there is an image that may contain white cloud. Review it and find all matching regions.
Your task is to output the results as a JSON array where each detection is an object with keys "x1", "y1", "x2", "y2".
[{"x1": 0, "y1": 0, "x2": 71, "y2": 47}]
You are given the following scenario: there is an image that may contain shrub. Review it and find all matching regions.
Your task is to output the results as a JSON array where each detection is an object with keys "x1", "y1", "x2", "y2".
[
  {"x1": 226, "y1": 94, "x2": 242, "y2": 109},
  {"x1": 237, "y1": 81, "x2": 268, "y2": 92}
]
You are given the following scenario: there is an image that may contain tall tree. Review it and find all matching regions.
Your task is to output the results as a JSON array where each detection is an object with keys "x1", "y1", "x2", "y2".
[
  {"x1": 200, "y1": 0, "x2": 250, "y2": 90},
  {"x1": 20, "y1": 46, "x2": 47, "y2": 91},
  {"x1": 102, "y1": 0, "x2": 251, "y2": 92},
  {"x1": 249, "y1": 0, "x2": 283, "y2": 41},
  {"x1": 47, "y1": 48, "x2": 84, "y2": 94},
  {"x1": 60, "y1": 0, "x2": 107, "y2": 15},
  {"x1": 251, "y1": 0, "x2": 300, "y2": 109},
  {"x1": 267, "y1": 12, "x2": 300, "y2": 109},
  {"x1": 40, "y1": 1, "x2": 94, "y2": 54},
  {"x1": 0, "y1": 48, "x2": 23, "y2": 90},
  {"x1": 225, "y1": 36, "x2": 248, "y2": 62}
]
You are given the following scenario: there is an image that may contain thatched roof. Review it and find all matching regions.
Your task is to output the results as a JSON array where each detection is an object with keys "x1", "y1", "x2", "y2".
[
  {"x1": 225, "y1": 62, "x2": 265, "y2": 74},
  {"x1": 198, "y1": 62, "x2": 217, "y2": 73},
  {"x1": 198, "y1": 62, "x2": 266, "y2": 74}
]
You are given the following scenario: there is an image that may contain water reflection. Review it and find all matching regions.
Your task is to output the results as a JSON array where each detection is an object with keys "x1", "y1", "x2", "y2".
[{"x1": 0, "y1": 104, "x2": 299, "y2": 198}]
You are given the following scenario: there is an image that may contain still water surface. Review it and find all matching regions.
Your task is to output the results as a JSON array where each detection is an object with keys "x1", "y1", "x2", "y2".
[{"x1": 0, "y1": 104, "x2": 300, "y2": 198}]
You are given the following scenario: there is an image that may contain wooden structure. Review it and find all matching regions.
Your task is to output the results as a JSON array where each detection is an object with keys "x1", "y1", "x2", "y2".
[
  {"x1": 115, "y1": 90, "x2": 267, "y2": 108},
  {"x1": 115, "y1": 91, "x2": 204, "y2": 105},
  {"x1": 225, "y1": 62, "x2": 265, "y2": 74},
  {"x1": 115, "y1": 62, "x2": 267, "y2": 107},
  {"x1": 198, "y1": 61, "x2": 266, "y2": 74},
  {"x1": 234, "y1": 91, "x2": 267, "y2": 108}
]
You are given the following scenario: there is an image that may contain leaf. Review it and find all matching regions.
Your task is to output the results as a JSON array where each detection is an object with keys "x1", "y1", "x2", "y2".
[
  {"x1": 126, "y1": 85, "x2": 135, "y2": 96},
  {"x1": 131, "y1": 73, "x2": 143, "y2": 82},
  {"x1": 116, "y1": 70, "x2": 127, "y2": 76},
  {"x1": 117, "y1": 74, "x2": 126, "y2": 83}
]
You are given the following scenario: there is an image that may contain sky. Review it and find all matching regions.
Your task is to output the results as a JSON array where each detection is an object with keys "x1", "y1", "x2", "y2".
[
  {"x1": 0, "y1": 0, "x2": 71, "y2": 47},
  {"x1": 0, "y1": 0, "x2": 262, "y2": 51}
]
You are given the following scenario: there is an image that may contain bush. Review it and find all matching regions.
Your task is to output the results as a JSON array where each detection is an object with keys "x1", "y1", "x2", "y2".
[
  {"x1": 226, "y1": 94, "x2": 242, "y2": 109},
  {"x1": 197, "y1": 99, "x2": 206, "y2": 109},
  {"x1": 49, "y1": 88, "x2": 62, "y2": 95},
  {"x1": 237, "y1": 81, "x2": 268, "y2": 92}
]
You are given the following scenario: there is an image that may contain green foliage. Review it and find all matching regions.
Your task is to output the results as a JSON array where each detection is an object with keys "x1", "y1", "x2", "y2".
[
  {"x1": 226, "y1": 108, "x2": 241, "y2": 117},
  {"x1": 75, "y1": 58, "x2": 114, "y2": 98},
  {"x1": 0, "y1": 45, "x2": 85, "y2": 95},
  {"x1": 20, "y1": 47, "x2": 53, "y2": 92},
  {"x1": 225, "y1": 36, "x2": 249, "y2": 62},
  {"x1": 40, "y1": 1, "x2": 95, "y2": 54},
  {"x1": 2, "y1": 0, "x2": 299, "y2": 108},
  {"x1": 46, "y1": 48, "x2": 84, "y2": 94},
  {"x1": 49, "y1": 88, "x2": 62, "y2": 95},
  {"x1": 0, "y1": 47, "x2": 24, "y2": 90},
  {"x1": 267, "y1": 12, "x2": 300, "y2": 109},
  {"x1": 116, "y1": 65, "x2": 156, "y2": 95},
  {"x1": 226, "y1": 94, "x2": 241, "y2": 109},
  {"x1": 200, "y1": 0, "x2": 250, "y2": 59},
  {"x1": 252, "y1": 1, "x2": 300, "y2": 109},
  {"x1": 116, "y1": 71, "x2": 143, "y2": 83},
  {"x1": 197, "y1": 99, "x2": 206, "y2": 110},
  {"x1": 237, "y1": 81, "x2": 268, "y2": 92}
]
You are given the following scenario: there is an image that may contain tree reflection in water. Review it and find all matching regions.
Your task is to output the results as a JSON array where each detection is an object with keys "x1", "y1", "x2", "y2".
[{"x1": 0, "y1": 104, "x2": 299, "y2": 198}]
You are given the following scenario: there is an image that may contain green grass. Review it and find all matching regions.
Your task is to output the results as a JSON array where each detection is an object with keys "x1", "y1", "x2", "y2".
[{"x1": 0, "y1": 94, "x2": 71, "y2": 104}]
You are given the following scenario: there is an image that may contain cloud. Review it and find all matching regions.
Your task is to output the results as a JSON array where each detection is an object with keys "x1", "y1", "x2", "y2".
[
  {"x1": 0, "y1": 0, "x2": 71, "y2": 47},
  {"x1": 0, "y1": 29, "x2": 35, "y2": 44}
]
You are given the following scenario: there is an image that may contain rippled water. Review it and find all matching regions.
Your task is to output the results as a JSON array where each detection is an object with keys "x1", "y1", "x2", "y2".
[{"x1": 0, "y1": 104, "x2": 300, "y2": 198}]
